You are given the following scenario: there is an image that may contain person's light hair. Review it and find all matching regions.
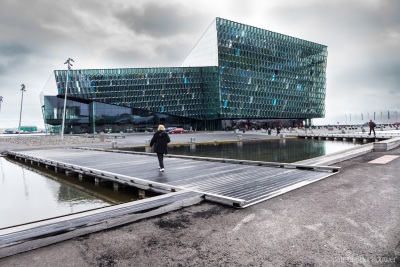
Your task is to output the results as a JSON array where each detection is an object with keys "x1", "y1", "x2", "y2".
[{"x1": 158, "y1": 125, "x2": 165, "y2": 131}]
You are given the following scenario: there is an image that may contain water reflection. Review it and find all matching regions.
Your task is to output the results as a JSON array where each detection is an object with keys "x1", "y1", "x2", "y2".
[
  {"x1": 132, "y1": 139, "x2": 362, "y2": 163},
  {"x1": 0, "y1": 157, "x2": 139, "y2": 229}
]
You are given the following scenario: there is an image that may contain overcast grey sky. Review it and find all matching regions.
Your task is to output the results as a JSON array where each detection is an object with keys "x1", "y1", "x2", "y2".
[{"x1": 0, "y1": 0, "x2": 399, "y2": 129}]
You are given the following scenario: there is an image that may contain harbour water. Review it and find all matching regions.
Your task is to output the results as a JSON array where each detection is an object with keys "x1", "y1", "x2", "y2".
[
  {"x1": 132, "y1": 139, "x2": 363, "y2": 163},
  {"x1": 0, "y1": 157, "x2": 139, "y2": 229}
]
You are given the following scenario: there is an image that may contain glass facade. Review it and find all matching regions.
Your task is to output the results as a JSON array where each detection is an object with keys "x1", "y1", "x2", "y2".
[
  {"x1": 42, "y1": 96, "x2": 200, "y2": 133},
  {"x1": 41, "y1": 17, "x2": 327, "y2": 133}
]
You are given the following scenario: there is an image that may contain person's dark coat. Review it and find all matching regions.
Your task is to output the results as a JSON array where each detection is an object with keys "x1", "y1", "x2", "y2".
[
  {"x1": 369, "y1": 121, "x2": 376, "y2": 129},
  {"x1": 150, "y1": 130, "x2": 170, "y2": 154}
]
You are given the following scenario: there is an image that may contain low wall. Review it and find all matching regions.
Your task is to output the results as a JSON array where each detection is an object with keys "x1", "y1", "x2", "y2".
[{"x1": 373, "y1": 137, "x2": 400, "y2": 152}]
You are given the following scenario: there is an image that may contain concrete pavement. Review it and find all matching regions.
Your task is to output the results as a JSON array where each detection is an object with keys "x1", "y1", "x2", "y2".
[{"x1": 1, "y1": 131, "x2": 400, "y2": 266}]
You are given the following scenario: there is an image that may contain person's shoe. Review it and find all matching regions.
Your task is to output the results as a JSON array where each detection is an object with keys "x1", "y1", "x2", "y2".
[{"x1": 160, "y1": 168, "x2": 164, "y2": 172}]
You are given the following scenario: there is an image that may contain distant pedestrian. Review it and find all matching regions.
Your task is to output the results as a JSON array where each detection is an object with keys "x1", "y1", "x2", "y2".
[
  {"x1": 150, "y1": 125, "x2": 170, "y2": 172},
  {"x1": 368, "y1": 119, "x2": 376, "y2": 136}
]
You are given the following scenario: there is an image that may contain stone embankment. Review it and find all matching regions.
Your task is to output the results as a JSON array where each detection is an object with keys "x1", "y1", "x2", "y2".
[{"x1": 0, "y1": 135, "x2": 103, "y2": 147}]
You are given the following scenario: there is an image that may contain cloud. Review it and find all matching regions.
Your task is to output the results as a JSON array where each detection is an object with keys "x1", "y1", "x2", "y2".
[{"x1": 114, "y1": 1, "x2": 208, "y2": 38}]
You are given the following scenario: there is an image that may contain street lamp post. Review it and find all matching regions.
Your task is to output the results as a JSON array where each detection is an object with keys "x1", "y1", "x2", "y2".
[
  {"x1": 18, "y1": 84, "x2": 26, "y2": 137},
  {"x1": 0, "y1": 96, "x2": 3, "y2": 113},
  {"x1": 61, "y1": 58, "x2": 74, "y2": 140},
  {"x1": 345, "y1": 114, "x2": 347, "y2": 128}
]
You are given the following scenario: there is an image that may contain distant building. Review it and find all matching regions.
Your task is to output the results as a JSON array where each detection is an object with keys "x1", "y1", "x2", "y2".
[{"x1": 40, "y1": 17, "x2": 327, "y2": 133}]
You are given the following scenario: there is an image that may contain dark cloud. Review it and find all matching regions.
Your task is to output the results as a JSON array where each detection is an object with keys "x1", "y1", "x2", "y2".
[
  {"x1": 0, "y1": 43, "x2": 35, "y2": 75},
  {"x1": 0, "y1": 43, "x2": 32, "y2": 57},
  {"x1": 115, "y1": 1, "x2": 209, "y2": 38}
]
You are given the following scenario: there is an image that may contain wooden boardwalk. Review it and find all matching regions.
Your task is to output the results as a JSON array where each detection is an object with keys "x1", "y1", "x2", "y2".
[
  {"x1": 7, "y1": 148, "x2": 339, "y2": 208},
  {"x1": 1, "y1": 148, "x2": 340, "y2": 257}
]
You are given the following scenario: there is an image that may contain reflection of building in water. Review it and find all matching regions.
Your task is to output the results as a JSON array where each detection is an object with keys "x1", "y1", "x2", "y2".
[
  {"x1": 190, "y1": 144, "x2": 196, "y2": 152},
  {"x1": 58, "y1": 184, "x2": 91, "y2": 203},
  {"x1": 40, "y1": 17, "x2": 327, "y2": 133},
  {"x1": 163, "y1": 139, "x2": 336, "y2": 163}
]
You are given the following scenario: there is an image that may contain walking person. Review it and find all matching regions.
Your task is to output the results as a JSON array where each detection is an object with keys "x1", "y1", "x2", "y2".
[
  {"x1": 150, "y1": 125, "x2": 171, "y2": 172},
  {"x1": 368, "y1": 119, "x2": 376, "y2": 136},
  {"x1": 276, "y1": 125, "x2": 281, "y2": 136}
]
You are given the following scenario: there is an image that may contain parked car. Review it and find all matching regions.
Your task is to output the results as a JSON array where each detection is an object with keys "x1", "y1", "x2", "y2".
[
  {"x1": 169, "y1": 128, "x2": 185, "y2": 134},
  {"x1": 165, "y1": 127, "x2": 176, "y2": 133}
]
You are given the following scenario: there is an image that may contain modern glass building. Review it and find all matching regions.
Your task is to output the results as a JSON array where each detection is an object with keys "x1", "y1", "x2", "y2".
[{"x1": 41, "y1": 17, "x2": 327, "y2": 133}]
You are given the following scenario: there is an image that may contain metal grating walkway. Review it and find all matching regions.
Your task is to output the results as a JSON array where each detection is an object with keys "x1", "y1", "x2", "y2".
[{"x1": 7, "y1": 148, "x2": 339, "y2": 208}]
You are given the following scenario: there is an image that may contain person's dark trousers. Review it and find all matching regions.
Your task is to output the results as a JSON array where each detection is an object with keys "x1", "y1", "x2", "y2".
[
  {"x1": 369, "y1": 129, "x2": 376, "y2": 136},
  {"x1": 157, "y1": 153, "x2": 164, "y2": 168}
]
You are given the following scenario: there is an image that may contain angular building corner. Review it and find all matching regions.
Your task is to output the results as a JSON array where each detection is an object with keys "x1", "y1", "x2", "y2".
[{"x1": 41, "y1": 17, "x2": 327, "y2": 134}]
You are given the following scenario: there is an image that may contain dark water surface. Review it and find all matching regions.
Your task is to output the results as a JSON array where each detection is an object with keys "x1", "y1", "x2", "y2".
[
  {"x1": 131, "y1": 138, "x2": 362, "y2": 163},
  {"x1": 0, "y1": 157, "x2": 139, "y2": 229}
]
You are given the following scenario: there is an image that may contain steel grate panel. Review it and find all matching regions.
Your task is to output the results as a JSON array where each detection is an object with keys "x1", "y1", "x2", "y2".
[{"x1": 8, "y1": 149, "x2": 338, "y2": 207}]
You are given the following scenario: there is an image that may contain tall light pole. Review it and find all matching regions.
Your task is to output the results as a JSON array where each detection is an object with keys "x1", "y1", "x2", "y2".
[
  {"x1": 0, "y1": 96, "x2": 3, "y2": 113},
  {"x1": 61, "y1": 58, "x2": 74, "y2": 140},
  {"x1": 345, "y1": 114, "x2": 347, "y2": 128},
  {"x1": 18, "y1": 84, "x2": 26, "y2": 137}
]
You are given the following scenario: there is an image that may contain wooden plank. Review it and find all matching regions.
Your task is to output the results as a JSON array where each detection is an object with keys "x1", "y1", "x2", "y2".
[{"x1": 0, "y1": 191, "x2": 203, "y2": 258}]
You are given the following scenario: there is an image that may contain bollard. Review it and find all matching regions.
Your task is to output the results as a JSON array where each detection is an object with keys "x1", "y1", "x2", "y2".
[
  {"x1": 111, "y1": 141, "x2": 117, "y2": 148},
  {"x1": 145, "y1": 139, "x2": 150, "y2": 145},
  {"x1": 237, "y1": 135, "x2": 243, "y2": 140},
  {"x1": 190, "y1": 137, "x2": 196, "y2": 143},
  {"x1": 99, "y1": 132, "x2": 105, "y2": 142}
]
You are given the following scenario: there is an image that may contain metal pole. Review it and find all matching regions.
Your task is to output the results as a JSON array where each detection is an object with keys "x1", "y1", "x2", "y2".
[
  {"x1": 61, "y1": 58, "x2": 74, "y2": 140},
  {"x1": 0, "y1": 96, "x2": 3, "y2": 113},
  {"x1": 18, "y1": 84, "x2": 26, "y2": 137}
]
